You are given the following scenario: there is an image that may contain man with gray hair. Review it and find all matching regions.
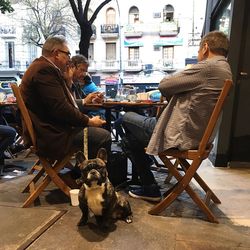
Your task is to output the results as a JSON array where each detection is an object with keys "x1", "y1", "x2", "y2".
[
  {"x1": 121, "y1": 31, "x2": 232, "y2": 201},
  {"x1": 20, "y1": 35, "x2": 111, "y2": 162}
]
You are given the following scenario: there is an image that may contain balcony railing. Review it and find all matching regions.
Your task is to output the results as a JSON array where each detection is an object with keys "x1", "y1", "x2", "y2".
[
  {"x1": 159, "y1": 21, "x2": 179, "y2": 37},
  {"x1": 0, "y1": 60, "x2": 26, "y2": 70},
  {"x1": 0, "y1": 26, "x2": 16, "y2": 37},
  {"x1": 157, "y1": 59, "x2": 176, "y2": 72},
  {"x1": 101, "y1": 60, "x2": 119, "y2": 72},
  {"x1": 100, "y1": 24, "x2": 119, "y2": 38},
  {"x1": 124, "y1": 60, "x2": 143, "y2": 72},
  {"x1": 124, "y1": 24, "x2": 143, "y2": 38}
]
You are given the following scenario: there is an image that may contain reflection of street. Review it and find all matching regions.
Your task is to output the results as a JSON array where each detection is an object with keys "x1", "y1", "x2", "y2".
[{"x1": 122, "y1": 70, "x2": 167, "y2": 93}]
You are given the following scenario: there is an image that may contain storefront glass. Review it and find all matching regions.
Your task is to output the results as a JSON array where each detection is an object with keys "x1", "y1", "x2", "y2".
[{"x1": 214, "y1": 2, "x2": 231, "y2": 35}]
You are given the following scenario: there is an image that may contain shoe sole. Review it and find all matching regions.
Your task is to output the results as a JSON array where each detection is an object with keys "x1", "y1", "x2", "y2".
[{"x1": 128, "y1": 191, "x2": 161, "y2": 202}]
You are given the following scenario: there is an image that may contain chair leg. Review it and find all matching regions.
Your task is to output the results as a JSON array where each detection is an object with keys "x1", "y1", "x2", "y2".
[
  {"x1": 22, "y1": 174, "x2": 51, "y2": 208},
  {"x1": 40, "y1": 158, "x2": 71, "y2": 197},
  {"x1": 179, "y1": 159, "x2": 221, "y2": 204},
  {"x1": 22, "y1": 154, "x2": 72, "y2": 207},
  {"x1": 149, "y1": 155, "x2": 219, "y2": 223},
  {"x1": 22, "y1": 166, "x2": 45, "y2": 193},
  {"x1": 27, "y1": 159, "x2": 41, "y2": 174},
  {"x1": 164, "y1": 159, "x2": 179, "y2": 184}
]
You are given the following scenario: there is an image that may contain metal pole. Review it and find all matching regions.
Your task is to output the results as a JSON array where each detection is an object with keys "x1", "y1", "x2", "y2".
[{"x1": 115, "y1": 0, "x2": 123, "y2": 90}]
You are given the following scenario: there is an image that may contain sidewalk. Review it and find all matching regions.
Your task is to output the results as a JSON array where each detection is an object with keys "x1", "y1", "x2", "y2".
[{"x1": 0, "y1": 150, "x2": 250, "y2": 250}]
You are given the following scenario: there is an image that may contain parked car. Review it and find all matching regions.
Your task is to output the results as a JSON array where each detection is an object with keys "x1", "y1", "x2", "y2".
[{"x1": 0, "y1": 70, "x2": 23, "y2": 97}]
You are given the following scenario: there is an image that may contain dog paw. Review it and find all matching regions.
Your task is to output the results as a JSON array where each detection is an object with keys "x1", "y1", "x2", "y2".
[{"x1": 125, "y1": 215, "x2": 133, "y2": 224}]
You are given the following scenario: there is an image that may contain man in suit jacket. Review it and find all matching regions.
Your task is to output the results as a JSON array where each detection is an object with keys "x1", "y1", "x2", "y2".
[
  {"x1": 121, "y1": 31, "x2": 232, "y2": 201},
  {"x1": 20, "y1": 35, "x2": 111, "y2": 161}
]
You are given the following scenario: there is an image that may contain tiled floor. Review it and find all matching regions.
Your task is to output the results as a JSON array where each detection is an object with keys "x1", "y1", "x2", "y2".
[{"x1": 0, "y1": 147, "x2": 250, "y2": 250}]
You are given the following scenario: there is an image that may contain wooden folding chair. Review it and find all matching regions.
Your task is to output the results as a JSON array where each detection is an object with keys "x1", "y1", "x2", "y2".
[
  {"x1": 149, "y1": 79, "x2": 233, "y2": 223},
  {"x1": 11, "y1": 84, "x2": 73, "y2": 208}
]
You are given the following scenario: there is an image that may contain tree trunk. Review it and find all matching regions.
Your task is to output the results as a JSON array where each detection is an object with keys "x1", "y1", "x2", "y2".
[{"x1": 79, "y1": 22, "x2": 93, "y2": 58}]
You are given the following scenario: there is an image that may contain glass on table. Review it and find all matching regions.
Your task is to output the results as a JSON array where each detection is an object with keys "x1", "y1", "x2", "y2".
[{"x1": 115, "y1": 85, "x2": 137, "y2": 102}]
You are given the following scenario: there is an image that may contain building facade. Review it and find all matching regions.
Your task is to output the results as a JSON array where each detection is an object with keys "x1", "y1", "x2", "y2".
[{"x1": 0, "y1": 0, "x2": 206, "y2": 85}]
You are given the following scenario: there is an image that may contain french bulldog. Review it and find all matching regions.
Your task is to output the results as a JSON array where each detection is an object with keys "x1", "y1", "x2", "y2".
[{"x1": 75, "y1": 148, "x2": 133, "y2": 228}]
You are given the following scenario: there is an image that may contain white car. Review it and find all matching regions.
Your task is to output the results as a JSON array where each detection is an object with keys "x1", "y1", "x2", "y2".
[{"x1": 0, "y1": 70, "x2": 23, "y2": 98}]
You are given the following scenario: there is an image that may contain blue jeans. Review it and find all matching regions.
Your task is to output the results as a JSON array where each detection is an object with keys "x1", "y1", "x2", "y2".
[
  {"x1": 0, "y1": 125, "x2": 16, "y2": 163},
  {"x1": 122, "y1": 112, "x2": 157, "y2": 186}
]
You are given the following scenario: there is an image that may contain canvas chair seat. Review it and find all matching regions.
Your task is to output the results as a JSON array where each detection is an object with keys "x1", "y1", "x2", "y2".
[
  {"x1": 11, "y1": 84, "x2": 74, "y2": 208},
  {"x1": 148, "y1": 79, "x2": 233, "y2": 223}
]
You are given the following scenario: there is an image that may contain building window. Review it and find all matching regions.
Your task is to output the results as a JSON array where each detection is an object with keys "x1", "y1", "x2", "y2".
[
  {"x1": 163, "y1": 46, "x2": 174, "y2": 59},
  {"x1": 129, "y1": 6, "x2": 139, "y2": 24},
  {"x1": 163, "y1": 4, "x2": 174, "y2": 22},
  {"x1": 106, "y1": 43, "x2": 116, "y2": 60},
  {"x1": 28, "y1": 44, "x2": 37, "y2": 63},
  {"x1": 106, "y1": 8, "x2": 116, "y2": 24},
  {"x1": 129, "y1": 47, "x2": 139, "y2": 60},
  {"x1": 5, "y1": 41, "x2": 15, "y2": 68},
  {"x1": 89, "y1": 43, "x2": 94, "y2": 61},
  {"x1": 163, "y1": 46, "x2": 174, "y2": 67}
]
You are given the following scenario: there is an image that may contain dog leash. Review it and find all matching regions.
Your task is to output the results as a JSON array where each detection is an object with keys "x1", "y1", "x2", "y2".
[{"x1": 83, "y1": 127, "x2": 88, "y2": 160}]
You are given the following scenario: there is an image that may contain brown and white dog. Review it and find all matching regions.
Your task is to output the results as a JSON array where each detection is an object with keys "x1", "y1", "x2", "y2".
[{"x1": 75, "y1": 148, "x2": 133, "y2": 229}]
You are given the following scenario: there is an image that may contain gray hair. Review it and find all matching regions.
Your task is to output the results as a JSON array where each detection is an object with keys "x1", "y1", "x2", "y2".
[
  {"x1": 200, "y1": 31, "x2": 230, "y2": 57},
  {"x1": 71, "y1": 55, "x2": 89, "y2": 67},
  {"x1": 42, "y1": 35, "x2": 68, "y2": 56}
]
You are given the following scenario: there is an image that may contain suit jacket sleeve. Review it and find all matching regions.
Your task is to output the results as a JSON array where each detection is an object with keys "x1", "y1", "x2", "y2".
[{"x1": 34, "y1": 66, "x2": 89, "y2": 127}]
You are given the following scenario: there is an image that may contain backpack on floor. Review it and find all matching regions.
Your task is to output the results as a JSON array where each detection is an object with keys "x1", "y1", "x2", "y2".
[{"x1": 107, "y1": 150, "x2": 127, "y2": 186}]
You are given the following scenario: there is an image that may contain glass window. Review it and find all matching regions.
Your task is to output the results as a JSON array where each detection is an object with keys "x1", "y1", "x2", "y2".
[
  {"x1": 129, "y1": 47, "x2": 140, "y2": 60},
  {"x1": 163, "y1": 46, "x2": 174, "y2": 59},
  {"x1": 129, "y1": 6, "x2": 139, "y2": 24},
  {"x1": 88, "y1": 43, "x2": 94, "y2": 61},
  {"x1": 106, "y1": 43, "x2": 116, "y2": 60},
  {"x1": 214, "y1": 2, "x2": 231, "y2": 35},
  {"x1": 28, "y1": 44, "x2": 37, "y2": 63},
  {"x1": 106, "y1": 8, "x2": 116, "y2": 24},
  {"x1": 5, "y1": 41, "x2": 15, "y2": 68},
  {"x1": 163, "y1": 4, "x2": 174, "y2": 22}
]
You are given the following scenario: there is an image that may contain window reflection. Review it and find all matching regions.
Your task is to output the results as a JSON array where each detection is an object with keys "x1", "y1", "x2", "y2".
[{"x1": 215, "y1": 2, "x2": 231, "y2": 35}]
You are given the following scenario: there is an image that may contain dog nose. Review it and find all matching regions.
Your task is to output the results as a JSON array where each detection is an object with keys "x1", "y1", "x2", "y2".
[{"x1": 89, "y1": 169, "x2": 97, "y2": 176}]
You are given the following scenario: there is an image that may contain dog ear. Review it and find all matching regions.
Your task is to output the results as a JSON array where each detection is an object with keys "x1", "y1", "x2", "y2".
[
  {"x1": 75, "y1": 151, "x2": 86, "y2": 165},
  {"x1": 97, "y1": 148, "x2": 107, "y2": 163}
]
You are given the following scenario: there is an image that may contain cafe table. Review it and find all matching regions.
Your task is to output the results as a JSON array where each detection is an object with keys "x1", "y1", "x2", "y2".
[{"x1": 85, "y1": 100, "x2": 167, "y2": 132}]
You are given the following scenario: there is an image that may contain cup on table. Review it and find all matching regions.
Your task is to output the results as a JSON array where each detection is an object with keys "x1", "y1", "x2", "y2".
[{"x1": 69, "y1": 189, "x2": 79, "y2": 206}]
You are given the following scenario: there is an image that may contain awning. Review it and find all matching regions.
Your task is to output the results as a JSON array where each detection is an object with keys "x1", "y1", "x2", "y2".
[
  {"x1": 153, "y1": 37, "x2": 183, "y2": 46},
  {"x1": 124, "y1": 39, "x2": 144, "y2": 47},
  {"x1": 105, "y1": 76, "x2": 118, "y2": 84}
]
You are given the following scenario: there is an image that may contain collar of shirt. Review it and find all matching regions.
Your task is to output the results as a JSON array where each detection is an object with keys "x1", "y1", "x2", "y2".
[{"x1": 41, "y1": 55, "x2": 61, "y2": 71}]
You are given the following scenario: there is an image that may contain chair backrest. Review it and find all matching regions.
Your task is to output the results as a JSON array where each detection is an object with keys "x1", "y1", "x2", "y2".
[
  {"x1": 11, "y1": 84, "x2": 36, "y2": 148},
  {"x1": 198, "y1": 79, "x2": 233, "y2": 153}
]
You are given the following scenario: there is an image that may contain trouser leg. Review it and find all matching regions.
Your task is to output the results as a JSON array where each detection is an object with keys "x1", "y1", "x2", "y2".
[{"x1": 122, "y1": 112, "x2": 157, "y2": 186}]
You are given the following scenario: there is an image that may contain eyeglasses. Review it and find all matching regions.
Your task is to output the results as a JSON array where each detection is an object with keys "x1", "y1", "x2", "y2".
[{"x1": 58, "y1": 49, "x2": 71, "y2": 58}]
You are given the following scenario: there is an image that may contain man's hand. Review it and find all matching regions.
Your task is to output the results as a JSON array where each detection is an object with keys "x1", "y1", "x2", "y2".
[
  {"x1": 87, "y1": 116, "x2": 106, "y2": 127},
  {"x1": 84, "y1": 92, "x2": 104, "y2": 104}
]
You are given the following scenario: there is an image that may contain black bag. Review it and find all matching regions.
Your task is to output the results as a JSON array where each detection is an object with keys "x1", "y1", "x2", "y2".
[{"x1": 107, "y1": 151, "x2": 127, "y2": 186}]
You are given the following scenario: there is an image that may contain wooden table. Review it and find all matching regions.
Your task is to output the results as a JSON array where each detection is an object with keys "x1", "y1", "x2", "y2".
[{"x1": 86, "y1": 100, "x2": 166, "y2": 132}]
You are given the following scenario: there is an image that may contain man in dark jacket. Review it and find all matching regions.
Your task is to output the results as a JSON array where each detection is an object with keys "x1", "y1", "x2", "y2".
[{"x1": 20, "y1": 35, "x2": 111, "y2": 160}]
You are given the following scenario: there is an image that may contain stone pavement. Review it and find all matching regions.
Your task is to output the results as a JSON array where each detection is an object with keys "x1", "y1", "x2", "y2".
[{"x1": 0, "y1": 149, "x2": 250, "y2": 250}]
